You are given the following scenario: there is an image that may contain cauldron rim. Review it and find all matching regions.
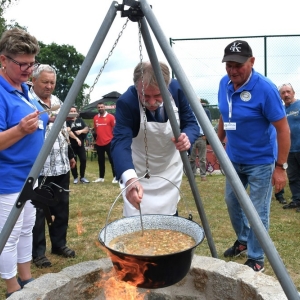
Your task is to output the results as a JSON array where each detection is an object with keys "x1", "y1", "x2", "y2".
[{"x1": 99, "y1": 214, "x2": 205, "y2": 257}]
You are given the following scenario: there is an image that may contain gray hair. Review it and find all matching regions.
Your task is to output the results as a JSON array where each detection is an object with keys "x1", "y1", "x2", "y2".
[
  {"x1": 278, "y1": 83, "x2": 294, "y2": 93},
  {"x1": 0, "y1": 28, "x2": 40, "y2": 56},
  {"x1": 133, "y1": 61, "x2": 170, "y2": 88},
  {"x1": 32, "y1": 64, "x2": 56, "y2": 79}
]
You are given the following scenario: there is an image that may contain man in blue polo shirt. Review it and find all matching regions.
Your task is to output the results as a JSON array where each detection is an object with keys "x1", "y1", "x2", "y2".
[
  {"x1": 279, "y1": 83, "x2": 300, "y2": 211},
  {"x1": 217, "y1": 40, "x2": 290, "y2": 272}
]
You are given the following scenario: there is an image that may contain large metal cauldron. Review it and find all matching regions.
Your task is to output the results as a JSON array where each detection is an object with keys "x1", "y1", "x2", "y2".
[{"x1": 99, "y1": 214, "x2": 205, "y2": 289}]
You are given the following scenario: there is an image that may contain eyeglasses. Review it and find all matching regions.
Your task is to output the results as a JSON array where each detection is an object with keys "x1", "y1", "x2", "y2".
[{"x1": 5, "y1": 55, "x2": 40, "y2": 71}]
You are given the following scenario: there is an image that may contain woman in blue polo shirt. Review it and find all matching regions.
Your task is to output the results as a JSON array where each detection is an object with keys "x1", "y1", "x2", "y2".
[{"x1": 0, "y1": 28, "x2": 48, "y2": 298}]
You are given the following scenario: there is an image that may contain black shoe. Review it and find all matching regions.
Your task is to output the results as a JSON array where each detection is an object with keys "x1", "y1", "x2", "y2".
[
  {"x1": 33, "y1": 256, "x2": 52, "y2": 268},
  {"x1": 276, "y1": 196, "x2": 287, "y2": 204},
  {"x1": 283, "y1": 201, "x2": 300, "y2": 209},
  {"x1": 244, "y1": 259, "x2": 265, "y2": 272},
  {"x1": 52, "y1": 246, "x2": 75, "y2": 258},
  {"x1": 224, "y1": 240, "x2": 247, "y2": 257}
]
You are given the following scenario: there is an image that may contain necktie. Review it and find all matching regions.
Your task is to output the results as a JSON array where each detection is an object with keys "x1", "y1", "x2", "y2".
[{"x1": 155, "y1": 107, "x2": 163, "y2": 122}]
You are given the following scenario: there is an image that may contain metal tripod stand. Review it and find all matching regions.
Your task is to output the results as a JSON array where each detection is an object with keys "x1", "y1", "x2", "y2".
[{"x1": 0, "y1": 1, "x2": 298, "y2": 298}]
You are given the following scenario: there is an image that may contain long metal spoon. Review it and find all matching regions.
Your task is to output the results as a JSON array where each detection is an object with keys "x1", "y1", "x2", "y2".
[
  {"x1": 135, "y1": 186, "x2": 144, "y2": 236},
  {"x1": 38, "y1": 104, "x2": 61, "y2": 115}
]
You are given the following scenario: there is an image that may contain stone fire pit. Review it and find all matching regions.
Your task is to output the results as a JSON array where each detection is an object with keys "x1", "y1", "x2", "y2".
[{"x1": 8, "y1": 255, "x2": 288, "y2": 300}]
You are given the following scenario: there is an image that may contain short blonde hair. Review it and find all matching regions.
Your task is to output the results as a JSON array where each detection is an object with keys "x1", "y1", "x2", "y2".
[{"x1": 0, "y1": 28, "x2": 40, "y2": 56}]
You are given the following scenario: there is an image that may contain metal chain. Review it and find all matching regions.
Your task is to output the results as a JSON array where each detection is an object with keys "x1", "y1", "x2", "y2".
[
  {"x1": 84, "y1": 18, "x2": 130, "y2": 106},
  {"x1": 138, "y1": 20, "x2": 150, "y2": 175}
]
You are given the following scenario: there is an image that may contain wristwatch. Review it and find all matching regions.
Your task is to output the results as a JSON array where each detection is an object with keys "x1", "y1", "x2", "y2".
[{"x1": 275, "y1": 162, "x2": 288, "y2": 170}]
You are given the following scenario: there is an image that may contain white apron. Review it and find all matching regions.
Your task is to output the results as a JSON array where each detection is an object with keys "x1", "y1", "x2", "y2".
[{"x1": 123, "y1": 99, "x2": 183, "y2": 216}]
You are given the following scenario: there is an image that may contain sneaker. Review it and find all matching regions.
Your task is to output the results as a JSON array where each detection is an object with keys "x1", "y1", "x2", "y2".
[
  {"x1": 93, "y1": 178, "x2": 104, "y2": 183},
  {"x1": 73, "y1": 178, "x2": 78, "y2": 184},
  {"x1": 80, "y1": 177, "x2": 90, "y2": 183},
  {"x1": 224, "y1": 240, "x2": 247, "y2": 257},
  {"x1": 112, "y1": 177, "x2": 118, "y2": 184},
  {"x1": 244, "y1": 259, "x2": 265, "y2": 272}
]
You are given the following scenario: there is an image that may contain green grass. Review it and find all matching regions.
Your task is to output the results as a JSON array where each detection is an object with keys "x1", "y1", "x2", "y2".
[{"x1": 1, "y1": 153, "x2": 299, "y2": 297}]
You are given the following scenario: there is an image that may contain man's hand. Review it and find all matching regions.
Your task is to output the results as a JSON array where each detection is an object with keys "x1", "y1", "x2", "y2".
[
  {"x1": 76, "y1": 138, "x2": 82, "y2": 146},
  {"x1": 75, "y1": 130, "x2": 83, "y2": 136},
  {"x1": 69, "y1": 158, "x2": 76, "y2": 169},
  {"x1": 172, "y1": 133, "x2": 191, "y2": 152},
  {"x1": 48, "y1": 115, "x2": 57, "y2": 123},
  {"x1": 125, "y1": 178, "x2": 143, "y2": 210},
  {"x1": 272, "y1": 167, "x2": 287, "y2": 193}
]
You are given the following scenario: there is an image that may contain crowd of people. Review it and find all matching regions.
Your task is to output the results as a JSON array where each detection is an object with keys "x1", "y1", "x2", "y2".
[{"x1": 0, "y1": 27, "x2": 298, "y2": 298}]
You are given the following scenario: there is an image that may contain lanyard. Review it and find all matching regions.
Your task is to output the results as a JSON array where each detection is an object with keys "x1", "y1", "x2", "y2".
[
  {"x1": 226, "y1": 71, "x2": 252, "y2": 122},
  {"x1": 14, "y1": 90, "x2": 38, "y2": 111},
  {"x1": 226, "y1": 85, "x2": 233, "y2": 122}
]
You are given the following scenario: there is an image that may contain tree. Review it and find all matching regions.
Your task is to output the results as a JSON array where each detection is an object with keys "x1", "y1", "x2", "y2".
[
  {"x1": 200, "y1": 98, "x2": 209, "y2": 105},
  {"x1": 200, "y1": 98, "x2": 220, "y2": 120},
  {"x1": 0, "y1": 0, "x2": 20, "y2": 35},
  {"x1": 37, "y1": 42, "x2": 89, "y2": 108}
]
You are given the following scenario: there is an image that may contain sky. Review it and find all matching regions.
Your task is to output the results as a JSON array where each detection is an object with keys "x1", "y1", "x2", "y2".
[{"x1": 4, "y1": 0, "x2": 300, "y2": 105}]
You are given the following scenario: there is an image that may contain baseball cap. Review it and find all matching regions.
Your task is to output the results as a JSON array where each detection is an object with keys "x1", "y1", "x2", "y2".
[{"x1": 222, "y1": 40, "x2": 253, "y2": 63}]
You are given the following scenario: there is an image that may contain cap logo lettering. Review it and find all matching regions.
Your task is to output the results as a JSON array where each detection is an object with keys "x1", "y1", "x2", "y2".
[{"x1": 230, "y1": 42, "x2": 242, "y2": 53}]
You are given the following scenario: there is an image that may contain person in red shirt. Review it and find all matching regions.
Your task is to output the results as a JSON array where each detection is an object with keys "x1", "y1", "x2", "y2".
[{"x1": 93, "y1": 103, "x2": 117, "y2": 183}]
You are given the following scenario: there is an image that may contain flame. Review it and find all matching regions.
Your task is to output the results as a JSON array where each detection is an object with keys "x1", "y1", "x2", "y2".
[
  {"x1": 109, "y1": 252, "x2": 155, "y2": 287},
  {"x1": 96, "y1": 270, "x2": 147, "y2": 300},
  {"x1": 98, "y1": 243, "x2": 154, "y2": 287},
  {"x1": 76, "y1": 210, "x2": 84, "y2": 235},
  {"x1": 96, "y1": 243, "x2": 165, "y2": 297}
]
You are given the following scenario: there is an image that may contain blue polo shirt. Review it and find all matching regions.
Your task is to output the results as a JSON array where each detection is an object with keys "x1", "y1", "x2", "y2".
[
  {"x1": 218, "y1": 69, "x2": 285, "y2": 164},
  {"x1": 286, "y1": 100, "x2": 300, "y2": 152},
  {"x1": 0, "y1": 78, "x2": 48, "y2": 194}
]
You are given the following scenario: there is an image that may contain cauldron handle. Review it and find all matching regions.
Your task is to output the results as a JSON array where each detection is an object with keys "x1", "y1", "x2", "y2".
[{"x1": 103, "y1": 174, "x2": 147, "y2": 244}]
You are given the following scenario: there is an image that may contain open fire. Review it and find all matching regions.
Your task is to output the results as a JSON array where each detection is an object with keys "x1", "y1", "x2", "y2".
[
  {"x1": 95, "y1": 269, "x2": 148, "y2": 300},
  {"x1": 109, "y1": 251, "x2": 160, "y2": 287}
]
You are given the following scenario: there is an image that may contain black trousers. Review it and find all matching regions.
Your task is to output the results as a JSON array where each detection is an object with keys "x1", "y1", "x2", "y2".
[
  {"x1": 95, "y1": 143, "x2": 115, "y2": 178},
  {"x1": 71, "y1": 145, "x2": 87, "y2": 179},
  {"x1": 32, "y1": 172, "x2": 70, "y2": 258}
]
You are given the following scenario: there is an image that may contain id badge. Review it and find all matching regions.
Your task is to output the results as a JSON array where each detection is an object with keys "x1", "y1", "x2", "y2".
[
  {"x1": 38, "y1": 119, "x2": 44, "y2": 130},
  {"x1": 224, "y1": 122, "x2": 236, "y2": 130}
]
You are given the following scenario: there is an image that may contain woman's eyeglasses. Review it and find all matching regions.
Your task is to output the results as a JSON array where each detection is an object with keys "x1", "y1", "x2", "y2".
[{"x1": 5, "y1": 55, "x2": 40, "y2": 71}]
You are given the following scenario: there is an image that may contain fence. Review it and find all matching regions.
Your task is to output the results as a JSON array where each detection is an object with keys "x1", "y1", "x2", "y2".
[{"x1": 170, "y1": 35, "x2": 300, "y2": 106}]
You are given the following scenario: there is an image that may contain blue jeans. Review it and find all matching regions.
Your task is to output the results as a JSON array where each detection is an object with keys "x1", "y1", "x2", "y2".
[{"x1": 225, "y1": 163, "x2": 274, "y2": 262}]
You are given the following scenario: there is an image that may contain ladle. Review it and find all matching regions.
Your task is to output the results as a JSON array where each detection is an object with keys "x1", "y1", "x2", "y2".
[
  {"x1": 136, "y1": 186, "x2": 144, "y2": 236},
  {"x1": 38, "y1": 105, "x2": 61, "y2": 115}
]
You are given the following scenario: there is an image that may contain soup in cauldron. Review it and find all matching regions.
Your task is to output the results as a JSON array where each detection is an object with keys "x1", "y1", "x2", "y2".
[{"x1": 109, "y1": 229, "x2": 196, "y2": 256}]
